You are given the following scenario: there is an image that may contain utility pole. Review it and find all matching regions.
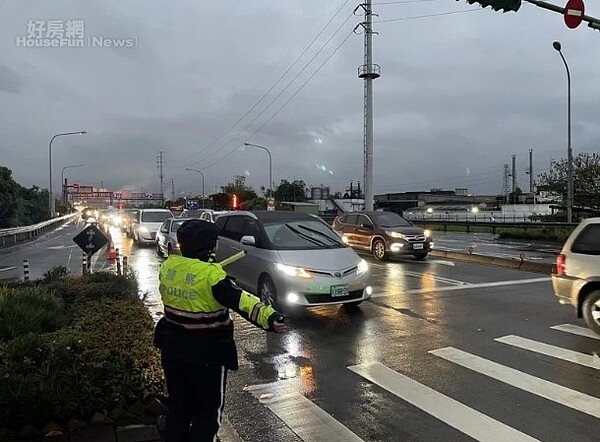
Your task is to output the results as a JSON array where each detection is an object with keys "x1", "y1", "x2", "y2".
[
  {"x1": 512, "y1": 154, "x2": 517, "y2": 206},
  {"x1": 171, "y1": 178, "x2": 175, "y2": 202},
  {"x1": 528, "y1": 148, "x2": 534, "y2": 194},
  {"x1": 356, "y1": 0, "x2": 380, "y2": 211},
  {"x1": 157, "y1": 151, "x2": 165, "y2": 205},
  {"x1": 502, "y1": 164, "x2": 510, "y2": 204}
]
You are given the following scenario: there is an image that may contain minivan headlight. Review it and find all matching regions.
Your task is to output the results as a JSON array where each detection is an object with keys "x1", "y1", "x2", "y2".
[
  {"x1": 386, "y1": 231, "x2": 406, "y2": 239},
  {"x1": 357, "y1": 259, "x2": 369, "y2": 275},
  {"x1": 424, "y1": 229, "x2": 432, "y2": 238},
  {"x1": 276, "y1": 264, "x2": 312, "y2": 279},
  {"x1": 139, "y1": 226, "x2": 149, "y2": 233}
]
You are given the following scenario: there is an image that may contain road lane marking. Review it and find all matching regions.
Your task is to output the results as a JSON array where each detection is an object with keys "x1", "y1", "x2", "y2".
[
  {"x1": 495, "y1": 335, "x2": 600, "y2": 370},
  {"x1": 245, "y1": 382, "x2": 364, "y2": 442},
  {"x1": 430, "y1": 347, "x2": 600, "y2": 419},
  {"x1": 0, "y1": 266, "x2": 17, "y2": 273},
  {"x1": 403, "y1": 270, "x2": 467, "y2": 286},
  {"x1": 348, "y1": 362, "x2": 539, "y2": 442},
  {"x1": 370, "y1": 277, "x2": 550, "y2": 298},
  {"x1": 551, "y1": 324, "x2": 600, "y2": 341}
]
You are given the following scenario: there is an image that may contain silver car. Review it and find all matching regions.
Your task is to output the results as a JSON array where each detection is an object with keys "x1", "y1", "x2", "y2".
[
  {"x1": 552, "y1": 217, "x2": 600, "y2": 335},
  {"x1": 156, "y1": 218, "x2": 186, "y2": 257},
  {"x1": 214, "y1": 211, "x2": 372, "y2": 310}
]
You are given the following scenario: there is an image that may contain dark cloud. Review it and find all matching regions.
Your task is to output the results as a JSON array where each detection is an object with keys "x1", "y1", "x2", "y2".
[
  {"x1": 1, "y1": 0, "x2": 599, "y2": 199},
  {"x1": 0, "y1": 64, "x2": 23, "y2": 94}
]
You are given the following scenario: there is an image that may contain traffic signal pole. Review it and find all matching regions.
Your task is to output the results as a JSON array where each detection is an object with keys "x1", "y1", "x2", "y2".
[{"x1": 524, "y1": 0, "x2": 600, "y2": 30}]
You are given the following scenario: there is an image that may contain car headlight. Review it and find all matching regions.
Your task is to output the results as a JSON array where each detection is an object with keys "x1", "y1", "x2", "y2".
[
  {"x1": 386, "y1": 231, "x2": 407, "y2": 240},
  {"x1": 341, "y1": 235, "x2": 349, "y2": 244},
  {"x1": 277, "y1": 263, "x2": 312, "y2": 279},
  {"x1": 424, "y1": 229, "x2": 432, "y2": 238},
  {"x1": 357, "y1": 259, "x2": 369, "y2": 275},
  {"x1": 139, "y1": 226, "x2": 149, "y2": 233}
]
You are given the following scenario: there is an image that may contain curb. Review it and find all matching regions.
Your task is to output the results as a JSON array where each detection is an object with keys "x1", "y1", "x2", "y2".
[{"x1": 430, "y1": 250, "x2": 555, "y2": 274}]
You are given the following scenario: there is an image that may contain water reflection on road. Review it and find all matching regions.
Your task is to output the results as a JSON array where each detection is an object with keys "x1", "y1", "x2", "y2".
[{"x1": 107, "y1": 226, "x2": 164, "y2": 321}]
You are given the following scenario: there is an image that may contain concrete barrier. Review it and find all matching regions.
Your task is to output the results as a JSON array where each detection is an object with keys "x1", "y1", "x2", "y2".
[{"x1": 430, "y1": 249, "x2": 555, "y2": 274}]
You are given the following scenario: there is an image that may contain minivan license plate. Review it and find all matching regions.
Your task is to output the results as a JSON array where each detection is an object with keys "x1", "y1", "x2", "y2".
[
  {"x1": 331, "y1": 285, "x2": 349, "y2": 297},
  {"x1": 413, "y1": 243, "x2": 424, "y2": 250}
]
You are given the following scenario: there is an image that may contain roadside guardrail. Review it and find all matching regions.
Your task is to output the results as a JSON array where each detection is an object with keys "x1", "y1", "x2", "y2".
[{"x1": 0, "y1": 213, "x2": 79, "y2": 247}]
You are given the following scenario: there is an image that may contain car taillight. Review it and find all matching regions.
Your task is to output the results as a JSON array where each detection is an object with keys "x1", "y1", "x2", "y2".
[{"x1": 556, "y1": 254, "x2": 566, "y2": 276}]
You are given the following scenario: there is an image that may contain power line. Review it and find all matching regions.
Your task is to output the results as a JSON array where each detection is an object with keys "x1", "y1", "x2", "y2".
[
  {"x1": 374, "y1": 8, "x2": 482, "y2": 23},
  {"x1": 200, "y1": 30, "x2": 356, "y2": 171},
  {"x1": 373, "y1": 0, "x2": 441, "y2": 4},
  {"x1": 188, "y1": 13, "x2": 356, "y2": 168},
  {"x1": 170, "y1": 0, "x2": 353, "y2": 168}
]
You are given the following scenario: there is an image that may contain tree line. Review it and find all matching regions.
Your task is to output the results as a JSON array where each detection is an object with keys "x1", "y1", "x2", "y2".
[{"x1": 0, "y1": 166, "x2": 49, "y2": 228}]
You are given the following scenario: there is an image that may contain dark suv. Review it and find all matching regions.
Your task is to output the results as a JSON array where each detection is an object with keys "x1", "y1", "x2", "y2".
[{"x1": 332, "y1": 211, "x2": 432, "y2": 261}]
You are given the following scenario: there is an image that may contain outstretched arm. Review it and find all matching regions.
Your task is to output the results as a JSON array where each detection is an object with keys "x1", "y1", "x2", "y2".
[{"x1": 211, "y1": 277, "x2": 285, "y2": 332}]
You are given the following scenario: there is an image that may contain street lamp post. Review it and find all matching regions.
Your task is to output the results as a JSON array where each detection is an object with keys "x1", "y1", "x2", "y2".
[
  {"x1": 185, "y1": 168, "x2": 205, "y2": 208},
  {"x1": 61, "y1": 163, "x2": 84, "y2": 206},
  {"x1": 553, "y1": 41, "x2": 573, "y2": 223},
  {"x1": 49, "y1": 131, "x2": 87, "y2": 218},
  {"x1": 243, "y1": 142, "x2": 273, "y2": 198}
]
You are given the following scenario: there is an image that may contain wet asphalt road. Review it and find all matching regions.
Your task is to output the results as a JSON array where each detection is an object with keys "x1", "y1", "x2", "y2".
[{"x1": 1, "y1": 224, "x2": 597, "y2": 441}]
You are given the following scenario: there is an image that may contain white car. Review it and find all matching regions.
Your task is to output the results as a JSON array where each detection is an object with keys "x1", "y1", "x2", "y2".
[
  {"x1": 214, "y1": 211, "x2": 372, "y2": 310},
  {"x1": 552, "y1": 217, "x2": 600, "y2": 335},
  {"x1": 131, "y1": 209, "x2": 174, "y2": 245}
]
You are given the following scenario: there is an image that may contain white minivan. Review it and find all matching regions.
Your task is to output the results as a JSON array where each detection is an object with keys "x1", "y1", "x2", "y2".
[{"x1": 132, "y1": 209, "x2": 173, "y2": 245}]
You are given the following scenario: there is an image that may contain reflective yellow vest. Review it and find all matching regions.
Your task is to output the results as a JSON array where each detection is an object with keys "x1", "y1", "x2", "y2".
[{"x1": 158, "y1": 255, "x2": 274, "y2": 331}]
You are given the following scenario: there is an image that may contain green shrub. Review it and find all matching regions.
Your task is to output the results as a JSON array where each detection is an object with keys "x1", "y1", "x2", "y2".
[
  {"x1": 42, "y1": 266, "x2": 70, "y2": 283},
  {"x1": 0, "y1": 287, "x2": 67, "y2": 342},
  {"x1": 45, "y1": 271, "x2": 139, "y2": 304},
  {"x1": 0, "y1": 298, "x2": 163, "y2": 428}
]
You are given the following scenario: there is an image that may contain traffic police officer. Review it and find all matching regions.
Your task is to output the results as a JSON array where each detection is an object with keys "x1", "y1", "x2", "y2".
[{"x1": 154, "y1": 219, "x2": 286, "y2": 442}]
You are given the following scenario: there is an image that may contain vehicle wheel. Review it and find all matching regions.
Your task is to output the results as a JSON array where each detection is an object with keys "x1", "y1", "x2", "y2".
[
  {"x1": 167, "y1": 244, "x2": 173, "y2": 256},
  {"x1": 258, "y1": 275, "x2": 280, "y2": 310},
  {"x1": 582, "y1": 290, "x2": 600, "y2": 336},
  {"x1": 372, "y1": 239, "x2": 387, "y2": 261},
  {"x1": 156, "y1": 243, "x2": 164, "y2": 258},
  {"x1": 414, "y1": 253, "x2": 428, "y2": 261}
]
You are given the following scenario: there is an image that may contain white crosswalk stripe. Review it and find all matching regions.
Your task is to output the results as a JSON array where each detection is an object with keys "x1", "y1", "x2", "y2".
[
  {"x1": 430, "y1": 347, "x2": 600, "y2": 419},
  {"x1": 495, "y1": 335, "x2": 600, "y2": 370},
  {"x1": 348, "y1": 362, "x2": 540, "y2": 442},
  {"x1": 245, "y1": 381, "x2": 364, "y2": 442},
  {"x1": 551, "y1": 323, "x2": 600, "y2": 341},
  {"x1": 244, "y1": 325, "x2": 599, "y2": 441}
]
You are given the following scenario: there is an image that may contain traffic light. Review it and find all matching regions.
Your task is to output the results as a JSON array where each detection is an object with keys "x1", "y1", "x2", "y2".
[
  {"x1": 463, "y1": 0, "x2": 521, "y2": 13},
  {"x1": 72, "y1": 183, "x2": 79, "y2": 192}
]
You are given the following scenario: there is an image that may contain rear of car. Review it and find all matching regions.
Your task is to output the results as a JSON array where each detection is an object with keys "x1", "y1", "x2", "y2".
[
  {"x1": 156, "y1": 218, "x2": 186, "y2": 257},
  {"x1": 215, "y1": 211, "x2": 371, "y2": 310},
  {"x1": 552, "y1": 217, "x2": 600, "y2": 335},
  {"x1": 132, "y1": 209, "x2": 173, "y2": 245}
]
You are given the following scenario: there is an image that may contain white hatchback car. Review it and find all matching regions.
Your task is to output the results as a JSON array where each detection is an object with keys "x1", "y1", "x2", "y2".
[{"x1": 552, "y1": 217, "x2": 600, "y2": 335}]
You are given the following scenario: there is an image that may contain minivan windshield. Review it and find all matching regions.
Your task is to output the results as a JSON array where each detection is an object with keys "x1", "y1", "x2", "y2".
[
  {"x1": 141, "y1": 211, "x2": 172, "y2": 222},
  {"x1": 264, "y1": 219, "x2": 346, "y2": 250},
  {"x1": 371, "y1": 212, "x2": 412, "y2": 228}
]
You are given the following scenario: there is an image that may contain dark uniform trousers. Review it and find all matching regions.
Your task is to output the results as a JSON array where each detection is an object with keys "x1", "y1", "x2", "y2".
[{"x1": 162, "y1": 354, "x2": 227, "y2": 442}]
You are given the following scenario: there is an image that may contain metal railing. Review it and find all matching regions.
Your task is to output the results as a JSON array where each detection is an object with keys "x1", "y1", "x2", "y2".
[{"x1": 0, "y1": 213, "x2": 79, "y2": 246}]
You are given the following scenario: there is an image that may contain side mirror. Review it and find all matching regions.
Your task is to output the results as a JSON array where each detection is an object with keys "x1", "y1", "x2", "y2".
[{"x1": 240, "y1": 235, "x2": 256, "y2": 246}]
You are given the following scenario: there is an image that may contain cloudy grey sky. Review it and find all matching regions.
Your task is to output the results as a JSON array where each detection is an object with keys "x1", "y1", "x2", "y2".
[{"x1": 1, "y1": 0, "x2": 599, "y2": 199}]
